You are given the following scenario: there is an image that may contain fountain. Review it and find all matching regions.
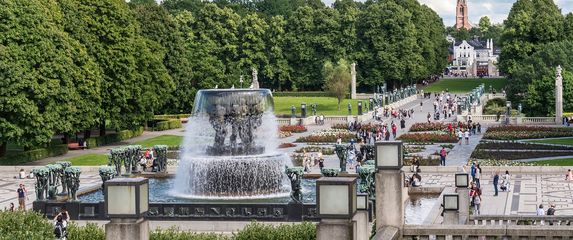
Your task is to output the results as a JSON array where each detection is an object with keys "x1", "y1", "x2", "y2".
[{"x1": 173, "y1": 89, "x2": 291, "y2": 199}]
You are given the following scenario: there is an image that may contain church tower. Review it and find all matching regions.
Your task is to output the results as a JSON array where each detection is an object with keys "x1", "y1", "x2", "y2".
[{"x1": 456, "y1": 0, "x2": 472, "y2": 30}]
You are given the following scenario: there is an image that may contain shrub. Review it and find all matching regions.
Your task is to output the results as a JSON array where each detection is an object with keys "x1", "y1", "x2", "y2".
[
  {"x1": 295, "y1": 133, "x2": 354, "y2": 143},
  {"x1": 0, "y1": 210, "x2": 53, "y2": 239},
  {"x1": 274, "y1": 91, "x2": 350, "y2": 98},
  {"x1": 155, "y1": 119, "x2": 182, "y2": 131},
  {"x1": 0, "y1": 144, "x2": 68, "y2": 165},
  {"x1": 67, "y1": 222, "x2": 105, "y2": 240},
  {"x1": 233, "y1": 222, "x2": 316, "y2": 240},
  {"x1": 295, "y1": 146, "x2": 335, "y2": 155},
  {"x1": 278, "y1": 143, "x2": 297, "y2": 148},
  {"x1": 151, "y1": 227, "x2": 228, "y2": 240}
]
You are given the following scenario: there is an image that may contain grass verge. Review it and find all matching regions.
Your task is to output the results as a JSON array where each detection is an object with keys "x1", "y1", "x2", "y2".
[
  {"x1": 274, "y1": 96, "x2": 362, "y2": 116},
  {"x1": 422, "y1": 78, "x2": 507, "y2": 93},
  {"x1": 528, "y1": 137, "x2": 573, "y2": 146},
  {"x1": 65, "y1": 154, "x2": 108, "y2": 166},
  {"x1": 134, "y1": 135, "x2": 183, "y2": 148}
]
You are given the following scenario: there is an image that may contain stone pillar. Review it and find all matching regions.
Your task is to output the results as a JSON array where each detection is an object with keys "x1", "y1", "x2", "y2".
[
  {"x1": 456, "y1": 188, "x2": 470, "y2": 224},
  {"x1": 105, "y1": 218, "x2": 149, "y2": 240},
  {"x1": 556, "y1": 65, "x2": 563, "y2": 124},
  {"x1": 375, "y1": 170, "x2": 404, "y2": 233},
  {"x1": 317, "y1": 219, "x2": 355, "y2": 240},
  {"x1": 443, "y1": 211, "x2": 459, "y2": 225},
  {"x1": 353, "y1": 211, "x2": 369, "y2": 240},
  {"x1": 351, "y1": 63, "x2": 357, "y2": 99}
]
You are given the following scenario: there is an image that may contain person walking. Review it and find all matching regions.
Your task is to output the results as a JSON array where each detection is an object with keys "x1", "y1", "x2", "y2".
[
  {"x1": 440, "y1": 147, "x2": 447, "y2": 166},
  {"x1": 474, "y1": 165, "x2": 482, "y2": 188},
  {"x1": 493, "y1": 170, "x2": 499, "y2": 196},
  {"x1": 464, "y1": 129, "x2": 470, "y2": 145},
  {"x1": 566, "y1": 169, "x2": 573, "y2": 181},
  {"x1": 420, "y1": 101, "x2": 423, "y2": 112},
  {"x1": 470, "y1": 162, "x2": 476, "y2": 181},
  {"x1": 537, "y1": 204, "x2": 546, "y2": 225},
  {"x1": 471, "y1": 185, "x2": 482, "y2": 215},
  {"x1": 17, "y1": 184, "x2": 27, "y2": 210},
  {"x1": 501, "y1": 170, "x2": 511, "y2": 191},
  {"x1": 457, "y1": 129, "x2": 463, "y2": 145},
  {"x1": 391, "y1": 122, "x2": 397, "y2": 139},
  {"x1": 547, "y1": 204, "x2": 556, "y2": 215}
]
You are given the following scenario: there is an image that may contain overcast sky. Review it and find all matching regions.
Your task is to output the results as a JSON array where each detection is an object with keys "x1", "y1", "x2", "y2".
[{"x1": 322, "y1": 0, "x2": 573, "y2": 27}]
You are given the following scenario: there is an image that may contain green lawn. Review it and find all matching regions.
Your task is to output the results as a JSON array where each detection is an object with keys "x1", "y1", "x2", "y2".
[
  {"x1": 529, "y1": 158, "x2": 573, "y2": 166},
  {"x1": 64, "y1": 154, "x2": 109, "y2": 166},
  {"x1": 134, "y1": 135, "x2": 183, "y2": 148},
  {"x1": 528, "y1": 138, "x2": 573, "y2": 146},
  {"x1": 422, "y1": 78, "x2": 508, "y2": 93},
  {"x1": 274, "y1": 97, "x2": 363, "y2": 116}
]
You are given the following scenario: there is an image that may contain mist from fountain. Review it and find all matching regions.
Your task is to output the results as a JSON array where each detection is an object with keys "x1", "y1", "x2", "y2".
[{"x1": 172, "y1": 89, "x2": 291, "y2": 199}]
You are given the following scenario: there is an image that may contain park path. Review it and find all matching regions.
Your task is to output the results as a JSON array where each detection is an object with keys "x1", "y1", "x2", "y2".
[{"x1": 25, "y1": 128, "x2": 186, "y2": 166}]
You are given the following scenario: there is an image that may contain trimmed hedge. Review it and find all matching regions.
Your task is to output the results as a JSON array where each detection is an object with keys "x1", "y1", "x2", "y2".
[
  {"x1": 0, "y1": 211, "x2": 315, "y2": 240},
  {"x1": 154, "y1": 119, "x2": 182, "y2": 131},
  {"x1": 274, "y1": 91, "x2": 350, "y2": 99},
  {"x1": 86, "y1": 127, "x2": 144, "y2": 149},
  {"x1": 154, "y1": 114, "x2": 191, "y2": 120},
  {"x1": 0, "y1": 144, "x2": 68, "y2": 165}
]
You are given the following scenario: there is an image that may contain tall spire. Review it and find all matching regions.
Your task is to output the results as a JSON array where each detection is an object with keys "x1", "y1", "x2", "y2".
[{"x1": 456, "y1": 0, "x2": 472, "y2": 30}]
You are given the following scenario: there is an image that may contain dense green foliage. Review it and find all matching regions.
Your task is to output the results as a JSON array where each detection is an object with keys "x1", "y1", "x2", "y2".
[
  {"x1": 499, "y1": 0, "x2": 572, "y2": 116},
  {"x1": 0, "y1": 0, "x2": 447, "y2": 157},
  {"x1": 0, "y1": 211, "x2": 53, "y2": 239},
  {"x1": 0, "y1": 212, "x2": 315, "y2": 240},
  {"x1": 324, "y1": 59, "x2": 351, "y2": 110},
  {"x1": 0, "y1": 145, "x2": 68, "y2": 165}
]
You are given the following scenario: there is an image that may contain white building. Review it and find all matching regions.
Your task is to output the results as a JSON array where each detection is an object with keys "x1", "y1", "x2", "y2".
[{"x1": 449, "y1": 39, "x2": 499, "y2": 77}]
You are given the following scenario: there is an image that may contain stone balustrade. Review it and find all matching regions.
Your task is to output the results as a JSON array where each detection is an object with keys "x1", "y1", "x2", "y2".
[
  {"x1": 469, "y1": 215, "x2": 573, "y2": 226},
  {"x1": 456, "y1": 115, "x2": 558, "y2": 125},
  {"x1": 402, "y1": 224, "x2": 573, "y2": 239}
]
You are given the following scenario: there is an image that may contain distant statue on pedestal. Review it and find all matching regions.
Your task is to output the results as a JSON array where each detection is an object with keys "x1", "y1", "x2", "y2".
[{"x1": 251, "y1": 67, "x2": 259, "y2": 89}]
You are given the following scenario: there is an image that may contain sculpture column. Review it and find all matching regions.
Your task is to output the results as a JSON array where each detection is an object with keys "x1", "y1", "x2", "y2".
[
  {"x1": 556, "y1": 65, "x2": 563, "y2": 124},
  {"x1": 351, "y1": 63, "x2": 357, "y2": 99}
]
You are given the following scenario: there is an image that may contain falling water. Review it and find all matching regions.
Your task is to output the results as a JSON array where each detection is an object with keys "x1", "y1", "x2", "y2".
[{"x1": 172, "y1": 89, "x2": 291, "y2": 199}]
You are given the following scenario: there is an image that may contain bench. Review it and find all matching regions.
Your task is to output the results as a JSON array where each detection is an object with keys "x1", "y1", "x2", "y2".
[{"x1": 67, "y1": 143, "x2": 87, "y2": 150}]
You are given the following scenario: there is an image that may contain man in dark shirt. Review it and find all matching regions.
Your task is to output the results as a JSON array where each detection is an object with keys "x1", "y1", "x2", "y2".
[
  {"x1": 493, "y1": 171, "x2": 499, "y2": 196},
  {"x1": 17, "y1": 184, "x2": 27, "y2": 210}
]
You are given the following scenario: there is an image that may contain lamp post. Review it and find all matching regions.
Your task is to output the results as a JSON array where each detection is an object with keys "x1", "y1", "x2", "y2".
[
  {"x1": 104, "y1": 178, "x2": 149, "y2": 240},
  {"x1": 455, "y1": 173, "x2": 470, "y2": 224},
  {"x1": 442, "y1": 194, "x2": 460, "y2": 225},
  {"x1": 374, "y1": 141, "x2": 404, "y2": 235},
  {"x1": 316, "y1": 177, "x2": 358, "y2": 240}
]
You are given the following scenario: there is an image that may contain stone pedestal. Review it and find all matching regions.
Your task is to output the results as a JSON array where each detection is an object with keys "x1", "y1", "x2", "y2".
[
  {"x1": 443, "y1": 211, "x2": 459, "y2": 225},
  {"x1": 351, "y1": 63, "x2": 357, "y2": 99},
  {"x1": 105, "y1": 218, "x2": 149, "y2": 240},
  {"x1": 456, "y1": 188, "x2": 470, "y2": 224},
  {"x1": 353, "y1": 210, "x2": 369, "y2": 240},
  {"x1": 317, "y1": 219, "x2": 356, "y2": 240},
  {"x1": 375, "y1": 170, "x2": 404, "y2": 232}
]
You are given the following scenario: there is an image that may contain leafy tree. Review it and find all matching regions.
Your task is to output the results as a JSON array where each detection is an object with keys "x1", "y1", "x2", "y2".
[
  {"x1": 479, "y1": 16, "x2": 492, "y2": 33},
  {"x1": 237, "y1": 13, "x2": 270, "y2": 81},
  {"x1": 57, "y1": 0, "x2": 168, "y2": 134},
  {"x1": 514, "y1": 41, "x2": 573, "y2": 116},
  {"x1": 162, "y1": 0, "x2": 203, "y2": 14},
  {"x1": 0, "y1": 0, "x2": 102, "y2": 156},
  {"x1": 130, "y1": 3, "x2": 193, "y2": 113},
  {"x1": 565, "y1": 13, "x2": 573, "y2": 39},
  {"x1": 324, "y1": 60, "x2": 351, "y2": 110},
  {"x1": 263, "y1": 16, "x2": 291, "y2": 90}
]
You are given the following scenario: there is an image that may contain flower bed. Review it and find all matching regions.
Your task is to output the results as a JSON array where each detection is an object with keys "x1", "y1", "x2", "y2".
[
  {"x1": 470, "y1": 149, "x2": 573, "y2": 160},
  {"x1": 468, "y1": 159, "x2": 539, "y2": 166},
  {"x1": 404, "y1": 155, "x2": 440, "y2": 166},
  {"x1": 279, "y1": 125, "x2": 308, "y2": 133},
  {"x1": 278, "y1": 143, "x2": 297, "y2": 148},
  {"x1": 403, "y1": 145, "x2": 426, "y2": 154},
  {"x1": 409, "y1": 122, "x2": 448, "y2": 132},
  {"x1": 475, "y1": 142, "x2": 573, "y2": 151},
  {"x1": 295, "y1": 146, "x2": 335, "y2": 155},
  {"x1": 483, "y1": 126, "x2": 573, "y2": 140},
  {"x1": 279, "y1": 131, "x2": 292, "y2": 138},
  {"x1": 295, "y1": 129, "x2": 355, "y2": 143},
  {"x1": 331, "y1": 123, "x2": 348, "y2": 130},
  {"x1": 397, "y1": 133, "x2": 458, "y2": 143}
]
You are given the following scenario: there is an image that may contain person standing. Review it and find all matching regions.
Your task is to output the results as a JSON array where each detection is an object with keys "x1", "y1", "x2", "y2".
[
  {"x1": 400, "y1": 118, "x2": 406, "y2": 129},
  {"x1": 457, "y1": 129, "x2": 463, "y2": 145},
  {"x1": 474, "y1": 165, "x2": 482, "y2": 188},
  {"x1": 537, "y1": 204, "x2": 546, "y2": 225},
  {"x1": 470, "y1": 162, "x2": 476, "y2": 181},
  {"x1": 391, "y1": 122, "x2": 397, "y2": 139},
  {"x1": 17, "y1": 184, "x2": 27, "y2": 210},
  {"x1": 547, "y1": 204, "x2": 556, "y2": 215},
  {"x1": 493, "y1": 171, "x2": 499, "y2": 196},
  {"x1": 464, "y1": 129, "x2": 470, "y2": 145},
  {"x1": 566, "y1": 169, "x2": 573, "y2": 181},
  {"x1": 420, "y1": 101, "x2": 423, "y2": 112},
  {"x1": 440, "y1": 147, "x2": 447, "y2": 166},
  {"x1": 471, "y1": 185, "x2": 482, "y2": 215}
]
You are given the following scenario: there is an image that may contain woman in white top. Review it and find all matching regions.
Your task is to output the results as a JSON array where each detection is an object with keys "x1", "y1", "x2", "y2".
[
  {"x1": 502, "y1": 170, "x2": 511, "y2": 191},
  {"x1": 464, "y1": 129, "x2": 470, "y2": 145}
]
